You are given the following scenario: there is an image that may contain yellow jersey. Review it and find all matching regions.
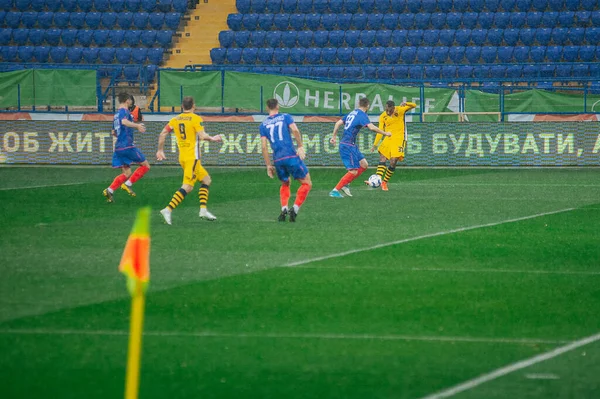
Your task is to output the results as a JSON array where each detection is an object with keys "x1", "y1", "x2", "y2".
[
  {"x1": 167, "y1": 112, "x2": 205, "y2": 162},
  {"x1": 374, "y1": 102, "x2": 417, "y2": 146}
]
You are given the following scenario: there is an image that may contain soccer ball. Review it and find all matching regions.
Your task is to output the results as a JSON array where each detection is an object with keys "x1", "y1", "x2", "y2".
[{"x1": 367, "y1": 174, "x2": 382, "y2": 188}]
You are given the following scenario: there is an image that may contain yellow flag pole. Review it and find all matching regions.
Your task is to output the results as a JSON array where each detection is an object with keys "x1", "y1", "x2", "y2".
[{"x1": 124, "y1": 279, "x2": 146, "y2": 399}]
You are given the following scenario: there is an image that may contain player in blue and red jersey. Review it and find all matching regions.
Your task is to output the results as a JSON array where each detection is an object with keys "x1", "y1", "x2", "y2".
[
  {"x1": 329, "y1": 97, "x2": 391, "y2": 198},
  {"x1": 260, "y1": 98, "x2": 312, "y2": 222},
  {"x1": 102, "y1": 92, "x2": 150, "y2": 203}
]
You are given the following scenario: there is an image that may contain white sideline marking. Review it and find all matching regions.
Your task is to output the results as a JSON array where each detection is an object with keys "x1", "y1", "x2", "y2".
[
  {"x1": 283, "y1": 208, "x2": 575, "y2": 267},
  {"x1": 294, "y1": 266, "x2": 600, "y2": 276},
  {"x1": 0, "y1": 328, "x2": 569, "y2": 345},
  {"x1": 525, "y1": 373, "x2": 560, "y2": 380},
  {"x1": 0, "y1": 182, "x2": 88, "y2": 191},
  {"x1": 419, "y1": 332, "x2": 600, "y2": 399}
]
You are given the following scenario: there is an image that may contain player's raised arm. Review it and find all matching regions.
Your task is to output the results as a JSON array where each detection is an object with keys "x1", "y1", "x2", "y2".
[
  {"x1": 400, "y1": 101, "x2": 417, "y2": 110},
  {"x1": 198, "y1": 130, "x2": 222, "y2": 142},
  {"x1": 156, "y1": 124, "x2": 171, "y2": 161},
  {"x1": 330, "y1": 119, "x2": 344, "y2": 145},
  {"x1": 260, "y1": 136, "x2": 275, "y2": 178},
  {"x1": 367, "y1": 122, "x2": 391, "y2": 137},
  {"x1": 289, "y1": 122, "x2": 305, "y2": 160},
  {"x1": 122, "y1": 118, "x2": 146, "y2": 133}
]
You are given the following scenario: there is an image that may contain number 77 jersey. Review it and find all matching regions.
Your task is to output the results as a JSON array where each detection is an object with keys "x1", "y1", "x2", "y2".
[
  {"x1": 259, "y1": 113, "x2": 297, "y2": 162},
  {"x1": 166, "y1": 112, "x2": 205, "y2": 162}
]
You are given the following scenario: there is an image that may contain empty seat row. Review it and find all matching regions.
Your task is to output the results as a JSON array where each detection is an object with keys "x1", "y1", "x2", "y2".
[
  {"x1": 235, "y1": 0, "x2": 599, "y2": 14},
  {"x1": 0, "y1": 28, "x2": 174, "y2": 47},
  {"x1": 1, "y1": 11, "x2": 183, "y2": 30},
  {"x1": 227, "y1": 11, "x2": 600, "y2": 31},
  {"x1": 220, "y1": 28, "x2": 600, "y2": 49},
  {"x1": 0, "y1": 45, "x2": 165, "y2": 63},
  {"x1": 210, "y1": 45, "x2": 600, "y2": 65},
  {"x1": 0, "y1": 0, "x2": 188, "y2": 13}
]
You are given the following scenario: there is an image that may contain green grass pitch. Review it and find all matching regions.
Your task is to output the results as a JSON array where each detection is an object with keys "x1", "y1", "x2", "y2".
[{"x1": 0, "y1": 166, "x2": 599, "y2": 399}]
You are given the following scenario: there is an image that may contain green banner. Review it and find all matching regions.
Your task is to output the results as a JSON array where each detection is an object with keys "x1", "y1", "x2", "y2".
[
  {"x1": 33, "y1": 69, "x2": 97, "y2": 106},
  {"x1": 0, "y1": 70, "x2": 33, "y2": 108},
  {"x1": 159, "y1": 70, "x2": 221, "y2": 107}
]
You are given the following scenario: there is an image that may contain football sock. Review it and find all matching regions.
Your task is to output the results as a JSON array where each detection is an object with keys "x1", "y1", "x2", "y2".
[
  {"x1": 126, "y1": 165, "x2": 149, "y2": 185},
  {"x1": 383, "y1": 166, "x2": 396, "y2": 182},
  {"x1": 376, "y1": 162, "x2": 387, "y2": 177},
  {"x1": 294, "y1": 183, "x2": 311, "y2": 209},
  {"x1": 280, "y1": 181, "x2": 291, "y2": 208},
  {"x1": 335, "y1": 172, "x2": 356, "y2": 190},
  {"x1": 168, "y1": 188, "x2": 187, "y2": 210},
  {"x1": 199, "y1": 184, "x2": 209, "y2": 209},
  {"x1": 109, "y1": 174, "x2": 128, "y2": 191}
]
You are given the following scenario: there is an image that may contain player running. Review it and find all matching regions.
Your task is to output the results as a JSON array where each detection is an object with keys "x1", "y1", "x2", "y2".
[
  {"x1": 103, "y1": 92, "x2": 149, "y2": 203},
  {"x1": 156, "y1": 96, "x2": 223, "y2": 225},
  {"x1": 370, "y1": 100, "x2": 416, "y2": 191},
  {"x1": 329, "y1": 97, "x2": 391, "y2": 198},
  {"x1": 260, "y1": 98, "x2": 312, "y2": 222}
]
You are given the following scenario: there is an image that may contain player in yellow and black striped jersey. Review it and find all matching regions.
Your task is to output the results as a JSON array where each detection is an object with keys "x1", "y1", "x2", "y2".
[
  {"x1": 156, "y1": 96, "x2": 223, "y2": 225},
  {"x1": 369, "y1": 100, "x2": 417, "y2": 191}
]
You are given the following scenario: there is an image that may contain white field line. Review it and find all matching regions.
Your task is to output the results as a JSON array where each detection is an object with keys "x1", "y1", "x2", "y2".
[
  {"x1": 402, "y1": 183, "x2": 600, "y2": 188},
  {"x1": 0, "y1": 328, "x2": 569, "y2": 345},
  {"x1": 419, "y1": 331, "x2": 600, "y2": 399},
  {"x1": 524, "y1": 373, "x2": 560, "y2": 380},
  {"x1": 293, "y1": 266, "x2": 600, "y2": 276},
  {"x1": 283, "y1": 208, "x2": 575, "y2": 268}
]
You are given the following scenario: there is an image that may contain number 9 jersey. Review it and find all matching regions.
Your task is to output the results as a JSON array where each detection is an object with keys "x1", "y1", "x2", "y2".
[
  {"x1": 259, "y1": 113, "x2": 296, "y2": 162},
  {"x1": 165, "y1": 112, "x2": 205, "y2": 162}
]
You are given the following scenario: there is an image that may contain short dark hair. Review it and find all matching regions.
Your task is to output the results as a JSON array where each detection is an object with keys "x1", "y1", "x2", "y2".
[
  {"x1": 386, "y1": 100, "x2": 395, "y2": 108},
  {"x1": 182, "y1": 96, "x2": 194, "y2": 111},
  {"x1": 266, "y1": 98, "x2": 278, "y2": 110},
  {"x1": 118, "y1": 92, "x2": 130, "y2": 104},
  {"x1": 359, "y1": 97, "x2": 370, "y2": 108}
]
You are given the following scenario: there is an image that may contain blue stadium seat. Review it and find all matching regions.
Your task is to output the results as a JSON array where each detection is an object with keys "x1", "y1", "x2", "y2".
[
  {"x1": 463, "y1": 12, "x2": 478, "y2": 29},
  {"x1": 148, "y1": 47, "x2": 163, "y2": 64},
  {"x1": 165, "y1": 12, "x2": 181, "y2": 30},
  {"x1": 210, "y1": 48, "x2": 226, "y2": 64},
  {"x1": 539, "y1": 63, "x2": 555, "y2": 78},
  {"x1": 289, "y1": 47, "x2": 305, "y2": 63},
  {"x1": 327, "y1": 65, "x2": 343, "y2": 79},
  {"x1": 257, "y1": 47, "x2": 274, "y2": 63},
  {"x1": 351, "y1": 13, "x2": 368, "y2": 30},
  {"x1": 555, "y1": 64, "x2": 572, "y2": 78},
  {"x1": 313, "y1": 30, "x2": 328, "y2": 47},
  {"x1": 79, "y1": 0, "x2": 94, "y2": 12},
  {"x1": 0, "y1": 29, "x2": 10, "y2": 46},
  {"x1": 423, "y1": 29, "x2": 439, "y2": 46},
  {"x1": 28, "y1": 28, "x2": 43, "y2": 45},
  {"x1": 353, "y1": 47, "x2": 368, "y2": 63},
  {"x1": 562, "y1": 45, "x2": 578, "y2": 62},
  {"x1": 481, "y1": 46, "x2": 497, "y2": 62},
  {"x1": 21, "y1": 12, "x2": 37, "y2": 29},
  {"x1": 17, "y1": 46, "x2": 34, "y2": 62},
  {"x1": 50, "y1": 46, "x2": 67, "y2": 64},
  {"x1": 589, "y1": 64, "x2": 600, "y2": 78},
  {"x1": 414, "y1": 13, "x2": 431, "y2": 29},
  {"x1": 97, "y1": 47, "x2": 114, "y2": 63},
  {"x1": 226, "y1": 48, "x2": 242, "y2": 64},
  {"x1": 305, "y1": 13, "x2": 320, "y2": 30},
  {"x1": 258, "y1": 13, "x2": 274, "y2": 30},
  {"x1": 140, "y1": 0, "x2": 156, "y2": 12},
  {"x1": 376, "y1": 29, "x2": 392, "y2": 46},
  {"x1": 367, "y1": 13, "x2": 384, "y2": 29},
  {"x1": 93, "y1": 0, "x2": 111, "y2": 12},
  {"x1": 377, "y1": 65, "x2": 393, "y2": 79},
  {"x1": 344, "y1": 66, "x2": 363, "y2": 80},
  {"x1": 441, "y1": 65, "x2": 457, "y2": 79},
  {"x1": 320, "y1": 47, "x2": 336, "y2": 63},
  {"x1": 425, "y1": 64, "x2": 442, "y2": 80},
  {"x1": 551, "y1": 28, "x2": 568, "y2": 45},
  {"x1": 417, "y1": 46, "x2": 433, "y2": 63},
  {"x1": 273, "y1": 13, "x2": 290, "y2": 30},
  {"x1": 368, "y1": 46, "x2": 385, "y2": 63},
  {"x1": 505, "y1": 64, "x2": 523, "y2": 79},
  {"x1": 237, "y1": 0, "x2": 251, "y2": 13},
  {"x1": 399, "y1": 13, "x2": 415, "y2": 29},
  {"x1": 433, "y1": 46, "x2": 449, "y2": 62},
  {"x1": 228, "y1": 14, "x2": 243, "y2": 31},
  {"x1": 384, "y1": 46, "x2": 401, "y2": 63},
  {"x1": 360, "y1": 30, "x2": 376, "y2": 46},
  {"x1": 454, "y1": 0, "x2": 469, "y2": 12},
  {"x1": 545, "y1": 45, "x2": 562, "y2": 62},
  {"x1": 382, "y1": 13, "x2": 399, "y2": 30},
  {"x1": 360, "y1": 0, "x2": 376, "y2": 13},
  {"x1": 297, "y1": 0, "x2": 312, "y2": 13},
  {"x1": 558, "y1": 12, "x2": 575, "y2": 27},
  {"x1": 578, "y1": 45, "x2": 595, "y2": 62},
  {"x1": 337, "y1": 47, "x2": 352, "y2": 63},
  {"x1": 392, "y1": 29, "x2": 408, "y2": 46},
  {"x1": 1, "y1": 46, "x2": 18, "y2": 62},
  {"x1": 149, "y1": 13, "x2": 165, "y2": 30},
  {"x1": 297, "y1": 30, "x2": 312, "y2": 47},
  {"x1": 565, "y1": 0, "x2": 579, "y2": 11},
  {"x1": 520, "y1": 28, "x2": 535, "y2": 45},
  {"x1": 494, "y1": 12, "x2": 510, "y2": 29},
  {"x1": 261, "y1": 30, "x2": 279, "y2": 47},
  {"x1": 101, "y1": 12, "x2": 118, "y2": 29},
  {"x1": 430, "y1": 13, "x2": 446, "y2": 30},
  {"x1": 86, "y1": 12, "x2": 102, "y2": 29},
  {"x1": 33, "y1": 45, "x2": 49, "y2": 62},
  {"x1": 499, "y1": 0, "x2": 516, "y2": 11},
  {"x1": 249, "y1": 30, "x2": 266, "y2": 47},
  {"x1": 124, "y1": 30, "x2": 141, "y2": 47},
  {"x1": 132, "y1": 47, "x2": 148, "y2": 63},
  {"x1": 305, "y1": 47, "x2": 321, "y2": 63},
  {"x1": 280, "y1": 31, "x2": 295, "y2": 47},
  {"x1": 252, "y1": 0, "x2": 267, "y2": 13},
  {"x1": 37, "y1": 11, "x2": 53, "y2": 28},
  {"x1": 572, "y1": 63, "x2": 589, "y2": 78},
  {"x1": 43, "y1": 28, "x2": 61, "y2": 46},
  {"x1": 29, "y1": 0, "x2": 44, "y2": 11},
  {"x1": 515, "y1": 0, "x2": 532, "y2": 11},
  {"x1": 111, "y1": 0, "x2": 127, "y2": 12},
  {"x1": 393, "y1": 65, "x2": 409, "y2": 79},
  {"x1": 439, "y1": 29, "x2": 454, "y2": 46},
  {"x1": 345, "y1": 30, "x2": 360, "y2": 47},
  {"x1": 400, "y1": 46, "x2": 416, "y2": 63},
  {"x1": 407, "y1": 29, "x2": 423, "y2": 46},
  {"x1": 405, "y1": 0, "x2": 419, "y2": 13},
  {"x1": 471, "y1": 29, "x2": 487, "y2": 45},
  {"x1": 133, "y1": 12, "x2": 149, "y2": 30},
  {"x1": 6, "y1": 12, "x2": 22, "y2": 29},
  {"x1": 503, "y1": 28, "x2": 519, "y2": 46},
  {"x1": 109, "y1": 30, "x2": 125, "y2": 46},
  {"x1": 52, "y1": 12, "x2": 71, "y2": 29},
  {"x1": 541, "y1": 12, "x2": 558, "y2": 28},
  {"x1": 473, "y1": 65, "x2": 490, "y2": 79},
  {"x1": 82, "y1": 47, "x2": 98, "y2": 63},
  {"x1": 535, "y1": 27, "x2": 551, "y2": 45},
  {"x1": 234, "y1": 31, "x2": 251, "y2": 47},
  {"x1": 363, "y1": 65, "x2": 377, "y2": 79},
  {"x1": 575, "y1": 11, "x2": 591, "y2": 28},
  {"x1": 123, "y1": 65, "x2": 140, "y2": 82},
  {"x1": 321, "y1": 13, "x2": 337, "y2": 30},
  {"x1": 531, "y1": 0, "x2": 547, "y2": 11},
  {"x1": 219, "y1": 31, "x2": 234, "y2": 48},
  {"x1": 67, "y1": 46, "x2": 83, "y2": 63},
  {"x1": 273, "y1": 47, "x2": 290, "y2": 63},
  {"x1": 530, "y1": 45, "x2": 545, "y2": 62},
  {"x1": 115, "y1": 47, "x2": 132, "y2": 63},
  {"x1": 449, "y1": 46, "x2": 465, "y2": 62},
  {"x1": 156, "y1": 30, "x2": 173, "y2": 47},
  {"x1": 569, "y1": 28, "x2": 585, "y2": 45},
  {"x1": 140, "y1": 30, "x2": 156, "y2": 47},
  {"x1": 465, "y1": 46, "x2": 481, "y2": 63},
  {"x1": 457, "y1": 65, "x2": 474, "y2": 79},
  {"x1": 497, "y1": 46, "x2": 514, "y2": 62},
  {"x1": 282, "y1": 0, "x2": 297, "y2": 13},
  {"x1": 289, "y1": 13, "x2": 304, "y2": 30},
  {"x1": 446, "y1": 12, "x2": 461, "y2": 29},
  {"x1": 470, "y1": 0, "x2": 485, "y2": 12},
  {"x1": 455, "y1": 29, "x2": 471, "y2": 46},
  {"x1": 510, "y1": 12, "x2": 526, "y2": 28},
  {"x1": 375, "y1": 0, "x2": 391, "y2": 13},
  {"x1": 437, "y1": 0, "x2": 453, "y2": 12},
  {"x1": 265, "y1": 0, "x2": 281, "y2": 13},
  {"x1": 61, "y1": 0, "x2": 77, "y2": 12},
  {"x1": 70, "y1": 12, "x2": 86, "y2": 29},
  {"x1": 478, "y1": 12, "x2": 494, "y2": 29},
  {"x1": 242, "y1": 14, "x2": 259, "y2": 30},
  {"x1": 513, "y1": 45, "x2": 529, "y2": 62},
  {"x1": 13, "y1": 29, "x2": 29, "y2": 46},
  {"x1": 118, "y1": 12, "x2": 134, "y2": 29},
  {"x1": 489, "y1": 65, "x2": 506, "y2": 78},
  {"x1": 585, "y1": 28, "x2": 600, "y2": 45},
  {"x1": 527, "y1": 11, "x2": 542, "y2": 28},
  {"x1": 581, "y1": 0, "x2": 596, "y2": 11}
]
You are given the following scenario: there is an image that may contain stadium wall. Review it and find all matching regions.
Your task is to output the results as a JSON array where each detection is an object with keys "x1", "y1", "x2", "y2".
[{"x1": 1, "y1": 121, "x2": 599, "y2": 166}]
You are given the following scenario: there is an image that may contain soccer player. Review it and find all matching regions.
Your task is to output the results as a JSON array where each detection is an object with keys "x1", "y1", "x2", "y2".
[
  {"x1": 260, "y1": 98, "x2": 312, "y2": 222},
  {"x1": 370, "y1": 100, "x2": 417, "y2": 191},
  {"x1": 156, "y1": 96, "x2": 222, "y2": 225},
  {"x1": 329, "y1": 97, "x2": 391, "y2": 198},
  {"x1": 103, "y1": 92, "x2": 149, "y2": 203}
]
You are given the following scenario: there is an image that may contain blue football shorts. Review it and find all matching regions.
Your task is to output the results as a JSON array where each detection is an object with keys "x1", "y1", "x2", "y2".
[
  {"x1": 339, "y1": 143, "x2": 364, "y2": 170},
  {"x1": 112, "y1": 147, "x2": 146, "y2": 168},
  {"x1": 275, "y1": 156, "x2": 309, "y2": 182}
]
